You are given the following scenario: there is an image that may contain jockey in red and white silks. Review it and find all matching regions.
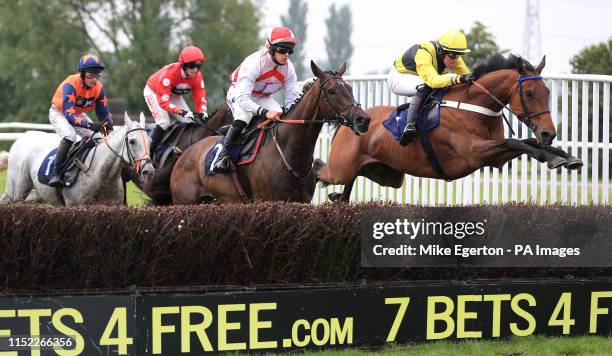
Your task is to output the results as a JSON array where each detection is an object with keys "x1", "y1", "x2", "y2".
[
  {"x1": 214, "y1": 26, "x2": 301, "y2": 173},
  {"x1": 143, "y1": 45, "x2": 208, "y2": 158}
]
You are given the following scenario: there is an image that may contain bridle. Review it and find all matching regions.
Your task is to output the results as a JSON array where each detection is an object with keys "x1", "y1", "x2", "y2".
[
  {"x1": 516, "y1": 75, "x2": 550, "y2": 130},
  {"x1": 470, "y1": 74, "x2": 550, "y2": 133},
  {"x1": 254, "y1": 73, "x2": 366, "y2": 183},
  {"x1": 256, "y1": 74, "x2": 363, "y2": 129},
  {"x1": 318, "y1": 75, "x2": 363, "y2": 129},
  {"x1": 102, "y1": 127, "x2": 153, "y2": 176}
]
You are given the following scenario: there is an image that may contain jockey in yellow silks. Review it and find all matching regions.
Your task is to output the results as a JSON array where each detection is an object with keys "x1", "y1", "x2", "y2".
[{"x1": 387, "y1": 30, "x2": 474, "y2": 146}]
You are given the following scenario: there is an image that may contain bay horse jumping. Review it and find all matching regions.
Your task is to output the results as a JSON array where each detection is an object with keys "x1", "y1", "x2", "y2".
[
  {"x1": 314, "y1": 54, "x2": 582, "y2": 202},
  {"x1": 170, "y1": 61, "x2": 370, "y2": 204},
  {"x1": 125, "y1": 104, "x2": 233, "y2": 205}
]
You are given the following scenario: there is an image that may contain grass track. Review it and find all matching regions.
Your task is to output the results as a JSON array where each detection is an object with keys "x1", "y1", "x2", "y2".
[{"x1": 301, "y1": 335, "x2": 612, "y2": 355}]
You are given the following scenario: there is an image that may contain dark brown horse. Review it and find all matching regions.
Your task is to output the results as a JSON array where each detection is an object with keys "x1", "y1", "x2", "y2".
[
  {"x1": 314, "y1": 54, "x2": 582, "y2": 202},
  {"x1": 170, "y1": 61, "x2": 370, "y2": 204},
  {"x1": 125, "y1": 104, "x2": 233, "y2": 205}
]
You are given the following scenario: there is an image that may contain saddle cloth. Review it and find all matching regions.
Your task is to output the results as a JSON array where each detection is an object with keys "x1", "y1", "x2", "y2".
[
  {"x1": 153, "y1": 123, "x2": 189, "y2": 168},
  {"x1": 204, "y1": 128, "x2": 268, "y2": 176},
  {"x1": 383, "y1": 89, "x2": 446, "y2": 140},
  {"x1": 204, "y1": 114, "x2": 272, "y2": 176},
  {"x1": 37, "y1": 137, "x2": 97, "y2": 187}
]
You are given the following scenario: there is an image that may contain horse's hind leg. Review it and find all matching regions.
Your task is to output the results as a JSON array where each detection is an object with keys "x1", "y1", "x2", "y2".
[
  {"x1": 24, "y1": 189, "x2": 43, "y2": 203},
  {"x1": 1, "y1": 163, "x2": 34, "y2": 203},
  {"x1": 329, "y1": 177, "x2": 355, "y2": 203}
]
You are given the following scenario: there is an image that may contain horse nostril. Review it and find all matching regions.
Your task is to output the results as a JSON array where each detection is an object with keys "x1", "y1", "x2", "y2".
[{"x1": 540, "y1": 131, "x2": 556, "y2": 144}]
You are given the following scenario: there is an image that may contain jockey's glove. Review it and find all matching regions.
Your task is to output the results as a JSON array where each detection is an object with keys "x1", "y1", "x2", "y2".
[
  {"x1": 256, "y1": 107, "x2": 268, "y2": 118},
  {"x1": 179, "y1": 110, "x2": 196, "y2": 122},
  {"x1": 87, "y1": 122, "x2": 104, "y2": 132},
  {"x1": 457, "y1": 74, "x2": 476, "y2": 85},
  {"x1": 194, "y1": 112, "x2": 208, "y2": 122},
  {"x1": 103, "y1": 121, "x2": 114, "y2": 132}
]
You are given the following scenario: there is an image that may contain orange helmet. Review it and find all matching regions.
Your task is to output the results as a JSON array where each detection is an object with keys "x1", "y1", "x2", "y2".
[
  {"x1": 267, "y1": 27, "x2": 300, "y2": 46},
  {"x1": 179, "y1": 46, "x2": 207, "y2": 67}
]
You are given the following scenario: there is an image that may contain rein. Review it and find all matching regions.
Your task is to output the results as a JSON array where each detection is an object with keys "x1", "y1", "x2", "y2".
[
  {"x1": 469, "y1": 74, "x2": 549, "y2": 135},
  {"x1": 256, "y1": 76, "x2": 361, "y2": 129},
  {"x1": 102, "y1": 127, "x2": 153, "y2": 175},
  {"x1": 255, "y1": 74, "x2": 362, "y2": 182}
]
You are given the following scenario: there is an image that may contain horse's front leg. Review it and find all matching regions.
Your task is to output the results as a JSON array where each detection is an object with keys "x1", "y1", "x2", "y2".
[
  {"x1": 476, "y1": 138, "x2": 564, "y2": 170},
  {"x1": 520, "y1": 138, "x2": 583, "y2": 170}
]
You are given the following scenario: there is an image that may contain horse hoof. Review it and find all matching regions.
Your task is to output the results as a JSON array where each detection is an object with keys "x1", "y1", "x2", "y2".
[
  {"x1": 547, "y1": 157, "x2": 567, "y2": 169},
  {"x1": 564, "y1": 158, "x2": 583, "y2": 170},
  {"x1": 312, "y1": 159, "x2": 327, "y2": 185},
  {"x1": 328, "y1": 192, "x2": 344, "y2": 202},
  {"x1": 312, "y1": 158, "x2": 326, "y2": 172}
]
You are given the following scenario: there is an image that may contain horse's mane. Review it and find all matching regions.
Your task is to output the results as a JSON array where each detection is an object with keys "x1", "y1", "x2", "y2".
[
  {"x1": 472, "y1": 53, "x2": 536, "y2": 79},
  {"x1": 207, "y1": 104, "x2": 225, "y2": 118}
]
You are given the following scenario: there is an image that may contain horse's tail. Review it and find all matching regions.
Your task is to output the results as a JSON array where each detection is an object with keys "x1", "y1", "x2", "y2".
[
  {"x1": 0, "y1": 150, "x2": 8, "y2": 171},
  {"x1": 0, "y1": 150, "x2": 12, "y2": 203}
]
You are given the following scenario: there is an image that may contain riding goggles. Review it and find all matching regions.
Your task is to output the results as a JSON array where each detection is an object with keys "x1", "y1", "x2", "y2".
[
  {"x1": 185, "y1": 62, "x2": 202, "y2": 69},
  {"x1": 275, "y1": 46, "x2": 294, "y2": 55}
]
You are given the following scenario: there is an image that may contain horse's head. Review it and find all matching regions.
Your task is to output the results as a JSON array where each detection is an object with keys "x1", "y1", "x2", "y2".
[
  {"x1": 509, "y1": 56, "x2": 556, "y2": 145},
  {"x1": 310, "y1": 61, "x2": 370, "y2": 135},
  {"x1": 122, "y1": 112, "x2": 155, "y2": 184}
]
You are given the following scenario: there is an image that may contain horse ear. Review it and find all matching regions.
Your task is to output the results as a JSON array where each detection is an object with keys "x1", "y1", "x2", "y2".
[
  {"x1": 124, "y1": 111, "x2": 134, "y2": 128},
  {"x1": 139, "y1": 112, "x2": 146, "y2": 127},
  {"x1": 336, "y1": 62, "x2": 347, "y2": 76},
  {"x1": 311, "y1": 60, "x2": 323, "y2": 78},
  {"x1": 516, "y1": 56, "x2": 525, "y2": 75},
  {"x1": 535, "y1": 55, "x2": 546, "y2": 75}
]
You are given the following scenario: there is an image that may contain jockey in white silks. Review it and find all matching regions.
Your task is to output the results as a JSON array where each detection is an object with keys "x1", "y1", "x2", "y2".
[{"x1": 214, "y1": 26, "x2": 301, "y2": 173}]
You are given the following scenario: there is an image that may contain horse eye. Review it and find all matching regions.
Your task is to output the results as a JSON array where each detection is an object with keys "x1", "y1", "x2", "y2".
[
  {"x1": 525, "y1": 90, "x2": 534, "y2": 99},
  {"x1": 327, "y1": 89, "x2": 336, "y2": 95},
  {"x1": 129, "y1": 139, "x2": 136, "y2": 145}
]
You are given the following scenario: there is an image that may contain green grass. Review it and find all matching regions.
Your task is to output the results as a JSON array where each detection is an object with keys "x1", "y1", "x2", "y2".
[
  {"x1": 302, "y1": 335, "x2": 612, "y2": 355},
  {"x1": 0, "y1": 170, "x2": 5, "y2": 197}
]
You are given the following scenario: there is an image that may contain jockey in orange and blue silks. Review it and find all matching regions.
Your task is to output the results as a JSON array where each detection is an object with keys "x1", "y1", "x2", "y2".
[
  {"x1": 387, "y1": 30, "x2": 474, "y2": 146},
  {"x1": 144, "y1": 45, "x2": 208, "y2": 159},
  {"x1": 213, "y1": 26, "x2": 301, "y2": 173},
  {"x1": 48, "y1": 54, "x2": 113, "y2": 186}
]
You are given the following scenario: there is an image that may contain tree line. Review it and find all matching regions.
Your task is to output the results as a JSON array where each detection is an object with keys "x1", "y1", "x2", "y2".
[{"x1": 0, "y1": 0, "x2": 607, "y2": 125}]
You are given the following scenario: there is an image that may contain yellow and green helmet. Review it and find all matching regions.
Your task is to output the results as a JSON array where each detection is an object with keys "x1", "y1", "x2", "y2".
[{"x1": 438, "y1": 30, "x2": 471, "y2": 54}]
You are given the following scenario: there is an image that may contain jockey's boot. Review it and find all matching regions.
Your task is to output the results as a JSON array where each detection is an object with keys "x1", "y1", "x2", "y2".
[
  {"x1": 214, "y1": 120, "x2": 246, "y2": 173},
  {"x1": 149, "y1": 125, "x2": 165, "y2": 165},
  {"x1": 399, "y1": 95, "x2": 424, "y2": 146},
  {"x1": 48, "y1": 138, "x2": 73, "y2": 187}
]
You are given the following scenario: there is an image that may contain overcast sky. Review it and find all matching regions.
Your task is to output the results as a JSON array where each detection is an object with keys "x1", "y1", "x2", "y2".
[{"x1": 261, "y1": 0, "x2": 611, "y2": 75}]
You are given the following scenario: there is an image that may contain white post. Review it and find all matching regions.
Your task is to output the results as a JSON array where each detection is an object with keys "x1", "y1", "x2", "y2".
[
  {"x1": 581, "y1": 82, "x2": 589, "y2": 204},
  {"x1": 591, "y1": 82, "x2": 599, "y2": 204}
]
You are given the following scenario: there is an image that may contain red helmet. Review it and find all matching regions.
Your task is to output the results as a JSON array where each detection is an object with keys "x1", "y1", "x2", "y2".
[
  {"x1": 179, "y1": 46, "x2": 207, "y2": 66},
  {"x1": 268, "y1": 27, "x2": 300, "y2": 46}
]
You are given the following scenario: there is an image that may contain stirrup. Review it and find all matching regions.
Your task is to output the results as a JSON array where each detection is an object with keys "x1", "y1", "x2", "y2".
[
  {"x1": 214, "y1": 156, "x2": 231, "y2": 173},
  {"x1": 399, "y1": 128, "x2": 417, "y2": 146},
  {"x1": 48, "y1": 175, "x2": 64, "y2": 187}
]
